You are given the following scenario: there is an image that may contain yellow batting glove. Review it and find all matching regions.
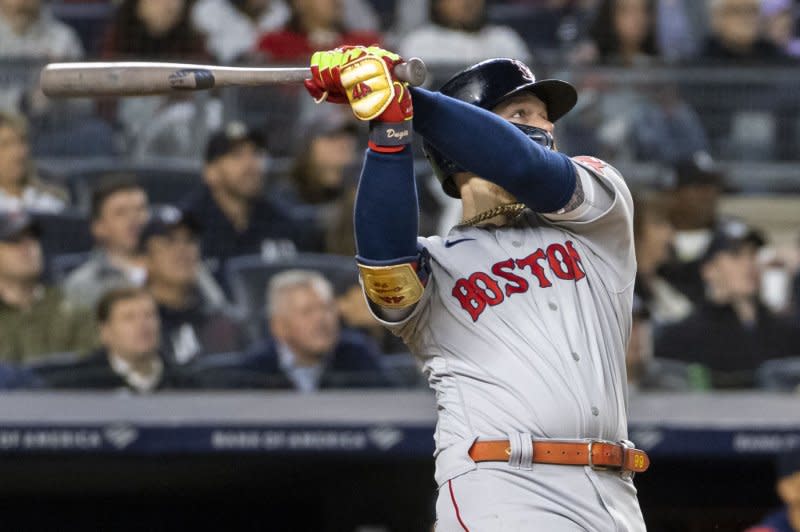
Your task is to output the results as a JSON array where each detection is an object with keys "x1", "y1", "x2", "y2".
[
  {"x1": 339, "y1": 55, "x2": 395, "y2": 120},
  {"x1": 306, "y1": 46, "x2": 408, "y2": 122}
]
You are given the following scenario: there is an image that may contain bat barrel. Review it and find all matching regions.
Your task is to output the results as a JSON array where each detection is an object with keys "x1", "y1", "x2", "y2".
[
  {"x1": 41, "y1": 62, "x2": 190, "y2": 97},
  {"x1": 40, "y1": 58, "x2": 428, "y2": 98}
]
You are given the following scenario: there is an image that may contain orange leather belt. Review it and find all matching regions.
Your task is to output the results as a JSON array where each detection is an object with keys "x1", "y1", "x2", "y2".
[{"x1": 469, "y1": 439, "x2": 650, "y2": 474}]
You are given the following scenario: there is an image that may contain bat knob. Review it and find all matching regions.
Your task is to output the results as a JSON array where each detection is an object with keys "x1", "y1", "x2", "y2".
[{"x1": 394, "y1": 58, "x2": 427, "y2": 87}]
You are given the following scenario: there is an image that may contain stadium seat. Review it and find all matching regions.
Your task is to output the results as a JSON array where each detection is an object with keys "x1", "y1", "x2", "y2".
[
  {"x1": 184, "y1": 351, "x2": 288, "y2": 390},
  {"x1": 224, "y1": 253, "x2": 359, "y2": 340},
  {"x1": 757, "y1": 357, "x2": 800, "y2": 392},
  {"x1": 37, "y1": 158, "x2": 203, "y2": 213}
]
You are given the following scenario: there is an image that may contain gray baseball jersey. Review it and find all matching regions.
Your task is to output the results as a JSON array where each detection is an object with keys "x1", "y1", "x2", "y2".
[{"x1": 368, "y1": 157, "x2": 644, "y2": 531}]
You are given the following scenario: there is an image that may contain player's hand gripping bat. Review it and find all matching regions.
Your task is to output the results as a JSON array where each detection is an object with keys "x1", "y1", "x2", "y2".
[{"x1": 39, "y1": 58, "x2": 427, "y2": 97}]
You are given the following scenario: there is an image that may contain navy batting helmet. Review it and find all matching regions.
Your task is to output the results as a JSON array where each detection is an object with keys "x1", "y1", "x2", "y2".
[{"x1": 424, "y1": 58, "x2": 578, "y2": 198}]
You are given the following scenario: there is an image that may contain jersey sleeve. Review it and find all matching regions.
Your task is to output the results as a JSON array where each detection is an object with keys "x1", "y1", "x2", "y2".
[{"x1": 539, "y1": 156, "x2": 636, "y2": 293}]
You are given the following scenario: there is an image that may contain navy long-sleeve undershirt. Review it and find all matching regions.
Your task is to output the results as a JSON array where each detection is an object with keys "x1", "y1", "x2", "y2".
[
  {"x1": 411, "y1": 87, "x2": 576, "y2": 213},
  {"x1": 354, "y1": 146, "x2": 419, "y2": 265}
]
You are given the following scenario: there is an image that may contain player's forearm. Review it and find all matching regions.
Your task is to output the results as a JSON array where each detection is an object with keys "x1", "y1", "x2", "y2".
[
  {"x1": 354, "y1": 146, "x2": 419, "y2": 265},
  {"x1": 411, "y1": 87, "x2": 576, "y2": 212}
]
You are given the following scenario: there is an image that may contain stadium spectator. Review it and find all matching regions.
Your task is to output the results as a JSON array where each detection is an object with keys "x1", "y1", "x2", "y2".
[
  {"x1": 626, "y1": 293, "x2": 701, "y2": 391},
  {"x1": 63, "y1": 177, "x2": 149, "y2": 309},
  {"x1": 655, "y1": 220, "x2": 800, "y2": 388},
  {"x1": 182, "y1": 122, "x2": 321, "y2": 286},
  {"x1": 626, "y1": 294, "x2": 654, "y2": 388},
  {"x1": 659, "y1": 155, "x2": 725, "y2": 303},
  {"x1": 255, "y1": 0, "x2": 382, "y2": 62},
  {"x1": 191, "y1": 269, "x2": 391, "y2": 390},
  {"x1": 336, "y1": 282, "x2": 408, "y2": 354},
  {"x1": 101, "y1": 0, "x2": 211, "y2": 149},
  {"x1": 0, "y1": 0, "x2": 84, "y2": 112},
  {"x1": 633, "y1": 193, "x2": 692, "y2": 325},
  {"x1": 325, "y1": 183, "x2": 357, "y2": 256},
  {"x1": 63, "y1": 178, "x2": 227, "y2": 311},
  {"x1": 761, "y1": 0, "x2": 800, "y2": 59},
  {"x1": 192, "y1": 0, "x2": 291, "y2": 62},
  {"x1": 701, "y1": 0, "x2": 790, "y2": 63},
  {"x1": 0, "y1": 111, "x2": 68, "y2": 213},
  {"x1": 398, "y1": 0, "x2": 531, "y2": 65},
  {"x1": 101, "y1": 0, "x2": 208, "y2": 60},
  {"x1": 0, "y1": 210, "x2": 95, "y2": 363},
  {"x1": 140, "y1": 205, "x2": 246, "y2": 366},
  {"x1": 629, "y1": 85, "x2": 710, "y2": 164},
  {"x1": 0, "y1": 0, "x2": 84, "y2": 59},
  {"x1": 277, "y1": 108, "x2": 360, "y2": 228},
  {"x1": 655, "y1": 0, "x2": 705, "y2": 62},
  {"x1": 574, "y1": 0, "x2": 659, "y2": 66},
  {"x1": 192, "y1": 0, "x2": 380, "y2": 63},
  {"x1": 745, "y1": 450, "x2": 800, "y2": 532},
  {"x1": 36, "y1": 287, "x2": 183, "y2": 392},
  {"x1": 126, "y1": 94, "x2": 224, "y2": 160}
]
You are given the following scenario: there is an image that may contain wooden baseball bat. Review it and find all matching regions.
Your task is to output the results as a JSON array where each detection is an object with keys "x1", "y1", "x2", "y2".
[{"x1": 39, "y1": 58, "x2": 427, "y2": 98}]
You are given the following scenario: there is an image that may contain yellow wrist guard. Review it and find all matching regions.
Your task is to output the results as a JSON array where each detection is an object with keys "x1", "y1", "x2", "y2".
[{"x1": 358, "y1": 262, "x2": 424, "y2": 309}]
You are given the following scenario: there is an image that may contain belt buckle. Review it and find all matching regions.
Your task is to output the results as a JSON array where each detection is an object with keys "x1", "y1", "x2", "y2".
[{"x1": 587, "y1": 439, "x2": 616, "y2": 472}]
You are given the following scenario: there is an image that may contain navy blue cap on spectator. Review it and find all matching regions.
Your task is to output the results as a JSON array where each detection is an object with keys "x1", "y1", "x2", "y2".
[
  {"x1": 138, "y1": 205, "x2": 201, "y2": 249},
  {"x1": 701, "y1": 219, "x2": 765, "y2": 265},
  {"x1": 673, "y1": 152, "x2": 724, "y2": 188},
  {"x1": 0, "y1": 210, "x2": 40, "y2": 242},
  {"x1": 205, "y1": 121, "x2": 266, "y2": 164}
]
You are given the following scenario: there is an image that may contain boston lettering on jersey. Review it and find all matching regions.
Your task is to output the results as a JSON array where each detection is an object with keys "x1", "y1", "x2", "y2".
[{"x1": 452, "y1": 240, "x2": 585, "y2": 321}]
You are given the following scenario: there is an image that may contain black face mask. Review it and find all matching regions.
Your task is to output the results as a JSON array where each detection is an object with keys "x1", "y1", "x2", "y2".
[{"x1": 512, "y1": 124, "x2": 555, "y2": 150}]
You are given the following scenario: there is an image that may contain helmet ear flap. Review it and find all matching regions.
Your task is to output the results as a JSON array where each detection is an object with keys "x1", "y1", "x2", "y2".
[
  {"x1": 511, "y1": 124, "x2": 554, "y2": 150},
  {"x1": 423, "y1": 140, "x2": 463, "y2": 198}
]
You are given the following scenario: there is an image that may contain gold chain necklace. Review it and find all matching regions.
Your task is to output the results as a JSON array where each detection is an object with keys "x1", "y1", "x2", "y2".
[{"x1": 457, "y1": 202, "x2": 526, "y2": 228}]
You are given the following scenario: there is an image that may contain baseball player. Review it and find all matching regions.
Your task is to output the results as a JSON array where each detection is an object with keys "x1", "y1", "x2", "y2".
[{"x1": 305, "y1": 46, "x2": 649, "y2": 531}]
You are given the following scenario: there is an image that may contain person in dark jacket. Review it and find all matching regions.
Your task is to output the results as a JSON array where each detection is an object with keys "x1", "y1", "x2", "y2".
[
  {"x1": 140, "y1": 205, "x2": 247, "y2": 366},
  {"x1": 659, "y1": 155, "x2": 726, "y2": 304},
  {"x1": 192, "y1": 269, "x2": 391, "y2": 390},
  {"x1": 701, "y1": 0, "x2": 791, "y2": 63},
  {"x1": 655, "y1": 220, "x2": 800, "y2": 388},
  {"x1": 36, "y1": 287, "x2": 185, "y2": 392},
  {"x1": 181, "y1": 122, "x2": 322, "y2": 288}
]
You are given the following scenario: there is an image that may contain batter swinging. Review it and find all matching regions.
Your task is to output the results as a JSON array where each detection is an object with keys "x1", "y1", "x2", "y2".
[{"x1": 304, "y1": 46, "x2": 649, "y2": 531}]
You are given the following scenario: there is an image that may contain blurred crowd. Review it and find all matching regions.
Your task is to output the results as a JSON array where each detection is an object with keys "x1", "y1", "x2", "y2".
[{"x1": 0, "y1": 0, "x2": 799, "y2": 393}]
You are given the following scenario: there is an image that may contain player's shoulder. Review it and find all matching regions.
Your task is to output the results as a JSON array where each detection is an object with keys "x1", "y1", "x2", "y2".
[
  {"x1": 570, "y1": 155, "x2": 631, "y2": 197},
  {"x1": 570, "y1": 155, "x2": 624, "y2": 180}
]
